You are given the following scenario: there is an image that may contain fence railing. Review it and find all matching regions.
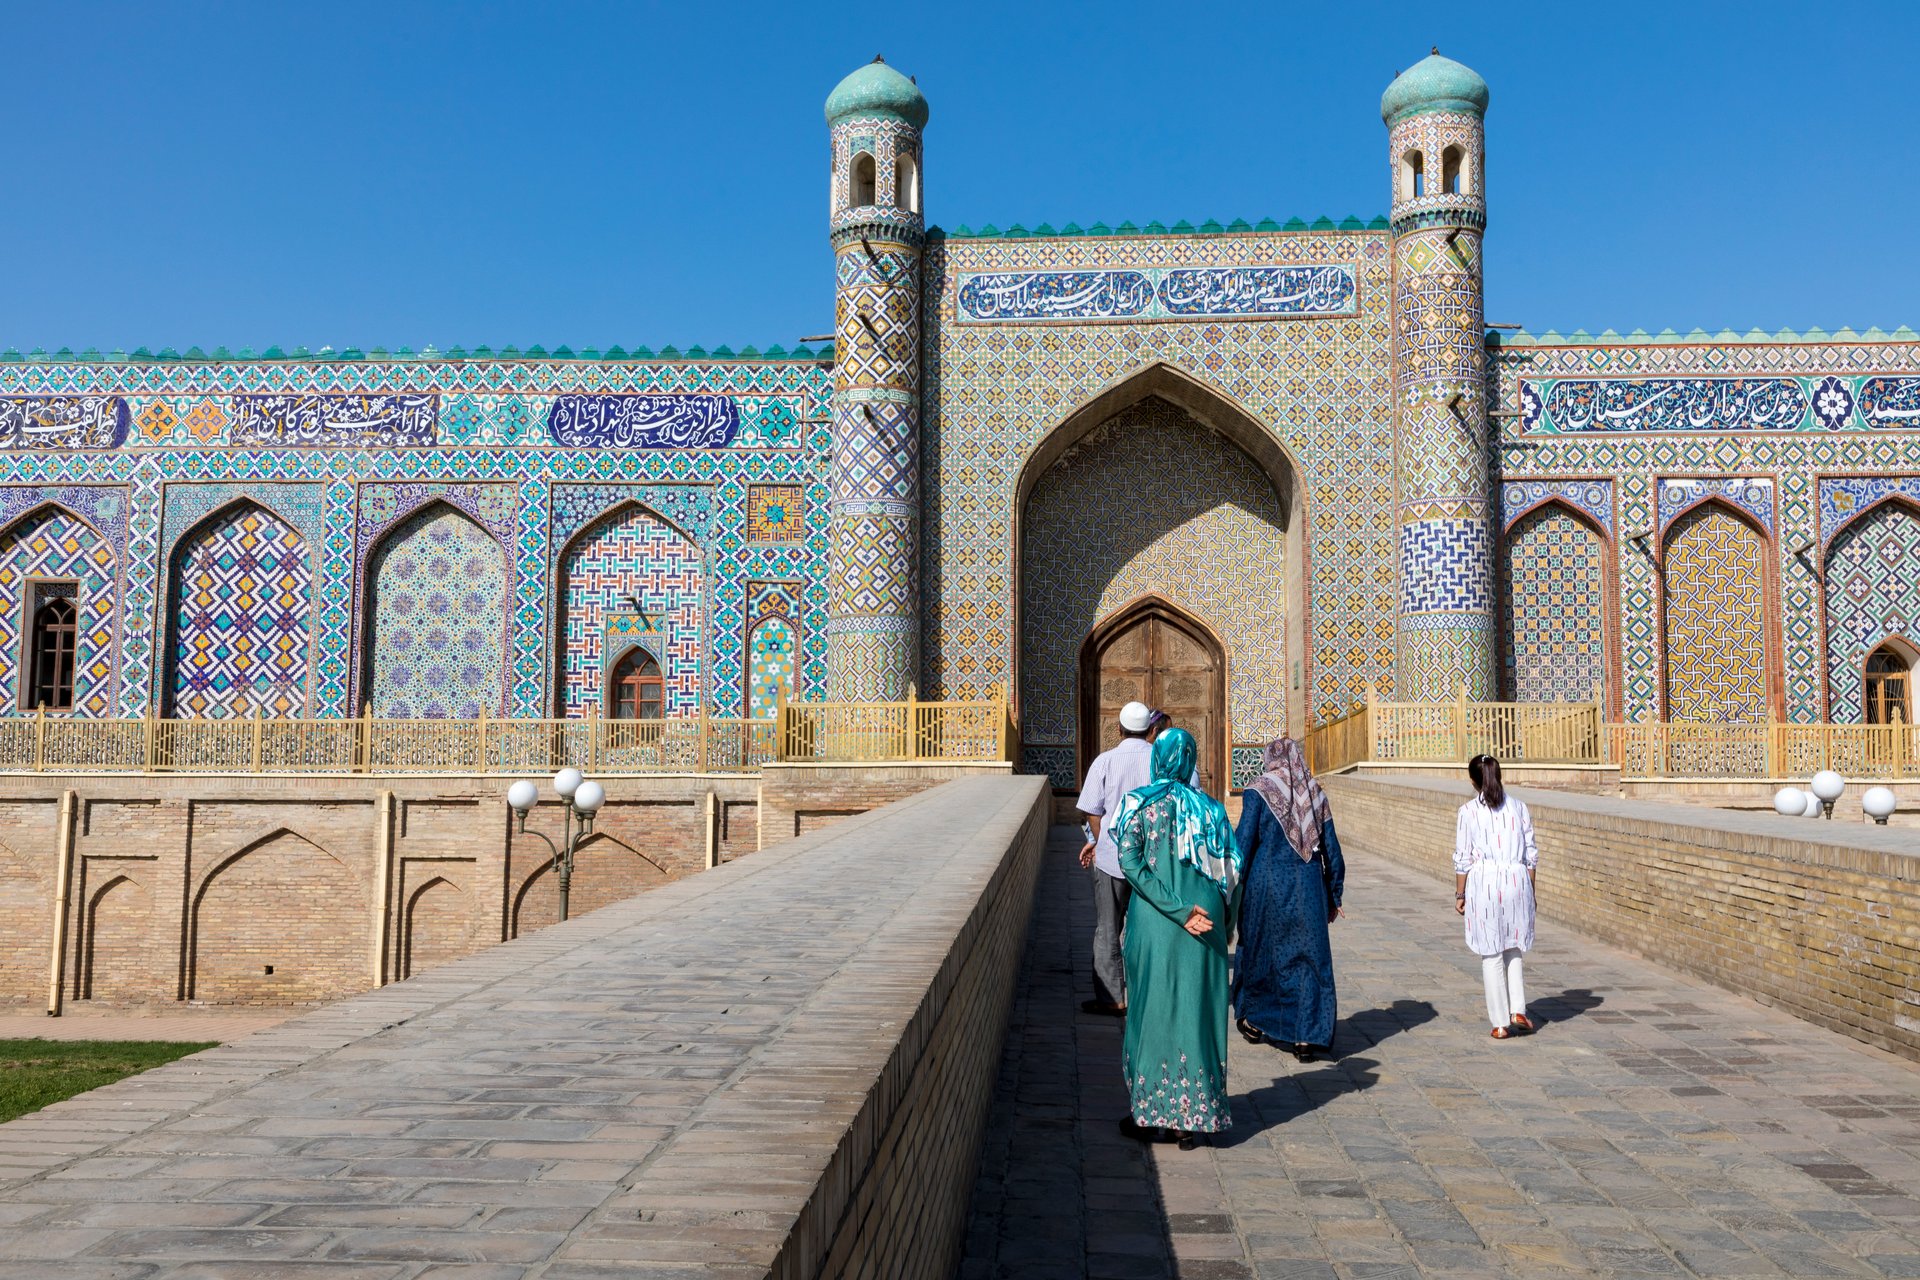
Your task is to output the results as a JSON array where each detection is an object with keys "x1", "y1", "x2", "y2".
[
  {"x1": 0, "y1": 693, "x2": 1011, "y2": 775},
  {"x1": 1303, "y1": 705, "x2": 1371, "y2": 775},
  {"x1": 1367, "y1": 685, "x2": 1607, "y2": 765},
  {"x1": 1614, "y1": 721, "x2": 1920, "y2": 779}
]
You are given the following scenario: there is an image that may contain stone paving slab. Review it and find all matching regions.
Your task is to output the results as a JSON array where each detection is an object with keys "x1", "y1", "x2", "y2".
[
  {"x1": 0, "y1": 778, "x2": 1044, "y2": 1277},
  {"x1": 0, "y1": 1012, "x2": 292, "y2": 1042},
  {"x1": 963, "y1": 827, "x2": 1920, "y2": 1279}
]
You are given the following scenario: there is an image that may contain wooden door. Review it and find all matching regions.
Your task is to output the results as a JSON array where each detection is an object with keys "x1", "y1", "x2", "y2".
[{"x1": 1079, "y1": 603, "x2": 1225, "y2": 797}]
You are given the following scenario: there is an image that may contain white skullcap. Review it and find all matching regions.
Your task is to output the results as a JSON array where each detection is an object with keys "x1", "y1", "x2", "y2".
[{"x1": 1119, "y1": 701, "x2": 1154, "y2": 732}]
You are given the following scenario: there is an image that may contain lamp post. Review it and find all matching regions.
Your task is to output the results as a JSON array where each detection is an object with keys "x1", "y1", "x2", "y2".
[
  {"x1": 1810, "y1": 770, "x2": 1846, "y2": 820},
  {"x1": 1772, "y1": 787, "x2": 1805, "y2": 817},
  {"x1": 1800, "y1": 789, "x2": 1823, "y2": 819},
  {"x1": 1863, "y1": 786, "x2": 1898, "y2": 826},
  {"x1": 506, "y1": 769, "x2": 607, "y2": 922}
]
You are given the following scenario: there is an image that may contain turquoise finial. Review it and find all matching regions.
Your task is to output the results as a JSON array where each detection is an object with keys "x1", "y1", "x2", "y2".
[
  {"x1": 825, "y1": 56, "x2": 929, "y2": 129},
  {"x1": 1381, "y1": 48, "x2": 1489, "y2": 125}
]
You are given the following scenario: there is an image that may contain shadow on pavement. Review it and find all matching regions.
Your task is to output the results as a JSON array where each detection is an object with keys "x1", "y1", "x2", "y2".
[
  {"x1": 1330, "y1": 997, "x2": 1438, "y2": 1058},
  {"x1": 1530, "y1": 986, "x2": 1605, "y2": 1026},
  {"x1": 1220, "y1": 1056, "x2": 1382, "y2": 1146}
]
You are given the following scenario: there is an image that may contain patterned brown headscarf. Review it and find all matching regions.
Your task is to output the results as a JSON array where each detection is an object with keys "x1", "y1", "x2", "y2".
[{"x1": 1246, "y1": 737, "x2": 1330, "y2": 862}]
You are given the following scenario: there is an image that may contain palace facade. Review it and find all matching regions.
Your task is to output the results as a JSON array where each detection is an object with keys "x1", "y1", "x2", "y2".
[{"x1": 2, "y1": 52, "x2": 1917, "y2": 793}]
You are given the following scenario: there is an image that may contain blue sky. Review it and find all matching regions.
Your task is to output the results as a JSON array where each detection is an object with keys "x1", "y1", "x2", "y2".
[{"x1": 2, "y1": 2, "x2": 1911, "y2": 351}]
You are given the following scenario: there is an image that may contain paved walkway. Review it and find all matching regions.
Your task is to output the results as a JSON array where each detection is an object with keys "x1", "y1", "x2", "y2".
[
  {"x1": 964, "y1": 828, "x2": 1920, "y2": 1279},
  {"x1": 0, "y1": 1010, "x2": 291, "y2": 1042}
]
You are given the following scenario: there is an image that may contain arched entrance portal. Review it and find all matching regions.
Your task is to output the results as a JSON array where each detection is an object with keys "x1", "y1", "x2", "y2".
[
  {"x1": 1866, "y1": 641, "x2": 1914, "y2": 726},
  {"x1": 1015, "y1": 363, "x2": 1305, "y2": 797},
  {"x1": 1079, "y1": 599, "x2": 1225, "y2": 795}
]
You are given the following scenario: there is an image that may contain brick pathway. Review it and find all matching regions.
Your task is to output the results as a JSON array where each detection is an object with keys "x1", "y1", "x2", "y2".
[{"x1": 964, "y1": 828, "x2": 1920, "y2": 1279}]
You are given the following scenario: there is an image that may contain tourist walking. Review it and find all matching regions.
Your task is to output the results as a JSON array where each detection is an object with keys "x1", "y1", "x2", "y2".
[
  {"x1": 1454, "y1": 754, "x2": 1539, "y2": 1039},
  {"x1": 1074, "y1": 700, "x2": 1182, "y2": 1016},
  {"x1": 1113, "y1": 727, "x2": 1242, "y2": 1149},
  {"x1": 1232, "y1": 737, "x2": 1346, "y2": 1061}
]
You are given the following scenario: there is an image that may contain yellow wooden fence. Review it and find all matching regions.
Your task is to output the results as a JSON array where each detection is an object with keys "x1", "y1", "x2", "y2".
[{"x1": 0, "y1": 690, "x2": 1011, "y2": 775}]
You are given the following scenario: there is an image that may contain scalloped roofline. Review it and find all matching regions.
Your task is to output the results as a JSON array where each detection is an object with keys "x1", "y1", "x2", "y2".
[
  {"x1": 1489, "y1": 326, "x2": 1919, "y2": 347},
  {"x1": 0, "y1": 341, "x2": 836, "y2": 365},
  {"x1": 935, "y1": 215, "x2": 1388, "y2": 239}
]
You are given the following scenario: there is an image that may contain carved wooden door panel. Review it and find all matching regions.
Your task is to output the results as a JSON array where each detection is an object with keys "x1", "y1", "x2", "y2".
[{"x1": 1080, "y1": 604, "x2": 1224, "y2": 797}]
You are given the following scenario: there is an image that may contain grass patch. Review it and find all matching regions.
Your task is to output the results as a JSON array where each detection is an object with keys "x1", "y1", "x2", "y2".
[{"x1": 0, "y1": 1039, "x2": 216, "y2": 1125}]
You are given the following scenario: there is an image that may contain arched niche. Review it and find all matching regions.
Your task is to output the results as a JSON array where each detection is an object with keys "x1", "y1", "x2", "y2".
[
  {"x1": 163, "y1": 497, "x2": 315, "y2": 719},
  {"x1": 1497, "y1": 499, "x2": 1616, "y2": 716},
  {"x1": 1659, "y1": 499, "x2": 1778, "y2": 722},
  {"x1": 1012, "y1": 363, "x2": 1307, "y2": 791},
  {"x1": 360, "y1": 501, "x2": 509, "y2": 719}
]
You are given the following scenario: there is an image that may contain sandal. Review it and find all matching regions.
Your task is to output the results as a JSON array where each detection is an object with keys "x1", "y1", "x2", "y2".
[
  {"x1": 1292, "y1": 1043, "x2": 1316, "y2": 1063},
  {"x1": 1510, "y1": 1013, "x2": 1536, "y2": 1034},
  {"x1": 1490, "y1": 1026, "x2": 1513, "y2": 1040},
  {"x1": 1236, "y1": 1017, "x2": 1265, "y2": 1046}
]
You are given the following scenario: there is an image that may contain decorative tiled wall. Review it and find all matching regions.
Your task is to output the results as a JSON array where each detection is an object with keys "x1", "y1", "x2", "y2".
[
  {"x1": 923, "y1": 227, "x2": 1396, "y2": 725},
  {"x1": 1018, "y1": 398, "x2": 1289, "y2": 781},
  {"x1": 365, "y1": 505, "x2": 509, "y2": 719},
  {"x1": 1823, "y1": 500, "x2": 1920, "y2": 722},
  {"x1": 558, "y1": 506, "x2": 705, "y2": 717},
  {"x1": 0, "y1": 506, "x2": 120, "y2": 716},
  {"x1": 1661, "y1": 504, "x2": 1771, "y2": 723},
  {"x1": 1498, "y1": 505, "x2": 1608, "y2": 706},
  {"x1": 168, "y1": 504, "x2": 314, "y2": 718}
]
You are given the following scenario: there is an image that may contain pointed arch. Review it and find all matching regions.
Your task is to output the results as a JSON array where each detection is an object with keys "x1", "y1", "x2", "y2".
[
  {"x1": 1823, "y1": 496, "x2": 1920, "y2": 722},
  {"x1": 0, "y1": 498, "x2": 109, "y2": 545},
  {"x1": 1497, "y1": 498, "x2": 1617, "y2": 715},
  {"x1": 164, "y1": 497, "x2": 315, "y2": 718},
  {"x1": 1658, "y1": 498, "x2": 1778, "y2": 722},
  {"x1": 188, "y1": 828, "x2": 362, "y2": 1003},
  {"x1": 361, "y1": 500, "x2": 509, "y2": 719},
  {"x1": 0, "y1": 501, "x2": 120, "y2": 716},
  {"x1": 399, "y1": 874, "x2": 470, "y2": 979},
  {"x1": 552, "y1": 501, "x2": 705, "y2": 719},
  {"x1": 1077, "y1": 594, "x2": 1228, "y2": 794},
  {"x1": 1013, "y1": 363, "x2": 1308, "y2": 787}
]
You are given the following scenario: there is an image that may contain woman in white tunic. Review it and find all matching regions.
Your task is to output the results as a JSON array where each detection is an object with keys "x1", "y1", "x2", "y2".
[{"x1": 1453, "y1": 755, "x2": 1538, "y2": 1039}]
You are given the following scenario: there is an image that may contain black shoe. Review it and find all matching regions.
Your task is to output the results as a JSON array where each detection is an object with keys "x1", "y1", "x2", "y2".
[
  {"x1": 1081, "y1": 999, "x2": 1126, "y2": 1017},
  {"x1": 1177, "y1": 1132, "x2": 1202, "y2": 1151},
  {"x1": 1235, "y1": 1017, "x2": 1265, "y2": 1045},
  {"x1": 1292, "y1": 1043, "x2": 1316, "y2": 1063},
  {"x1": 1119, "y1": 1117, "x2": 1161, "y2": 1142}
]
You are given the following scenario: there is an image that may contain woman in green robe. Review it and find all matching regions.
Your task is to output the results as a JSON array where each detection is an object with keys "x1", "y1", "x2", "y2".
[{"x1": 1113, "y1": 727, "x2": 1244, "y2": 1149}]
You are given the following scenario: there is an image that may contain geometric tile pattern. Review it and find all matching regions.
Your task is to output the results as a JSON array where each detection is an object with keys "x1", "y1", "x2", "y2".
[
  {"x1": 1657, "y1": 476, "x2": 1774, "y2": 536},
  {"x1": 366, "y1": 505, "x2": 509, "y2": 719},
  {"x1": 0, "y1": 506, "x2": 119, "y2": 716},
  {"x1": 558, "y1": 505, "x2": 704, "y2": 718},
  {"x1": 747, "y1": 616, "x2": 796, "y2": 719},
  {"x1": 168, "y1": 503, "x2": 313, "y2": 718},
  {"x1": 1498, "y1": 504, "x2": 1608, "y2": 705},
  {"x1": 1823, "y1": 500, "x2": 1920, "y2": 722},
  {"x1": 745, "y1": 484, "x2": 804, "y2": 542},
  {"x1": 1818, "y1": 475, "x2": 1920, "y2": 551},
  {"x1": 1019, "y1": 397, "x2": 1289, "y2": 746},
  {"x1": 1500, "y1": 478, "x2": 1614, "y2": 535},
  {"x1": 1663, "y1": 503, "x2": 1770, "y2": 723}
]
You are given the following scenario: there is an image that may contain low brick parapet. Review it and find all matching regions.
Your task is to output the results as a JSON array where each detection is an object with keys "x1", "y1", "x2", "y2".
[
  {"x1": 0, "y1": 775, "x2": 1050, "y2": 1278},
  {"x1": 1324, "y1": 773, "x2": 1920, "y2": 1060}
]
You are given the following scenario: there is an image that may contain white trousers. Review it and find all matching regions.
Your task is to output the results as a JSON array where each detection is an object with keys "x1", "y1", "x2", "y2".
[{"x1": 1481, "y1": 948, "x2": 1527, "y2": 1028}]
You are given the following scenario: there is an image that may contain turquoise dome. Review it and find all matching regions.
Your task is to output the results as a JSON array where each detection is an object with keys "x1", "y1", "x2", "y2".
[
  {"x1": 825, "y1": 57, "x2": 928, "y2": 129},
  {"x1": 1380, "y1": 51, "x2": 1489, "y2": 125}
]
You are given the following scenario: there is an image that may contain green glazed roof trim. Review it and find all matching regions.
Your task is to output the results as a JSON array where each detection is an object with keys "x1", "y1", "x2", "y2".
[
  {"x1": 0, "y1": 342, "x2": 836, "y2": 364},
  {"x1": 936, "y1": 214, "x2": 1388, "y2": 240},
  {"x1": 1381, "y1": 51, "x2": 1489, "y2": 125},
  {"x1": 824, "y1": 58, "x2": 929, "y2": 128},
  {"x1": 1487, "y1": 326, "x2": 1919, "y2": 347}
]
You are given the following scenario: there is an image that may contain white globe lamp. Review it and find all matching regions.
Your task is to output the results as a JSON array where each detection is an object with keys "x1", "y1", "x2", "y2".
[
  {"x1": 506, "y1": 779, "x2": 539, "y2": 814},
  {"x1": 573, "y1": 779, "x2": 606, "y2": 815},
  {"x1": 1863, "y1": 786, "x2": 1898, "y2": 826},
  {"x1": 1801, "y1": 789, "x2": 1822, "y2": 818},
  {"x1": 1810, "y1": 770, "x2": 1846, "y2": 819},
  {"x1": 1772, "y1": 787, "x2": 1804, "y2": 817},
  {"x1": 553, "y1": 767, "x2": 584, "y2": 798}
]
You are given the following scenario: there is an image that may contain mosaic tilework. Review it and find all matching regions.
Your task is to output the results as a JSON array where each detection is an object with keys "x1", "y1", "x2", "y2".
[
  {"x1": 746, "y1": 485, "x2": 805, "y2": 542},
  {"x1": 1824, "y1": 501, "x2": 1920, "y2": 722},
  {"x1": 1657, "y1": 477, "x2": 1774, "y2": 535},
  {"x1": 1819, "y1": 476, "x2": 1920, "y2": 549},
  {"x1": 1491, "y1": 339, "x2": 1920, "y2": 722},
  {"x1": 1501, "y1": 479, "x2": 1614, "y2": 535},
  {"x1": 0, "y1": 507, "x2": 119, "y2": 716},
  {"x1": 1499, "y1": 505, "x2": 1608, "y2": 704},
  {"x1": 1663, "y1": 504, "x2": 1769, "y2": 722},
  {"x1": 1521, "y1": 374, "x2": 1920, "y2": 433},
  {"x1": 747, "y1": 617, "x2": 796, "y2": 719},
  {"x1": 1390, "y1": 139, "x2": 1494, "y2": 699},
  {"x1": 1019, "y1": 398, "x2": 1289, "y2": 748},
  {"x1": 923, "y1": 228, "x2": 1396, "y2": 723},
  {"x1": 954, "y1": 264, "x2": 1357, "y2": 324},
  {"x1": 168, "y1": 504, "x2": 313, "y2": 717},
  {"x1": 558, "y1": 506, "x2": 704, "y2": 718},
  {"x1": 0, "y1": 396, "x2": 128, "y2": 449},
  {"x1": 366, "y1": 506, "x2": 509, "y2": 719}
]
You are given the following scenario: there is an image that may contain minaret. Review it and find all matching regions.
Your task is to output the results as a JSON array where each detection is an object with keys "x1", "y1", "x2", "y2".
[
  {"x1": 1383, "y1": 50, "x2": 1495, "y2": 700},
  {"x1": 823, "y1": 57, "x2": 927, "y2": 702}
]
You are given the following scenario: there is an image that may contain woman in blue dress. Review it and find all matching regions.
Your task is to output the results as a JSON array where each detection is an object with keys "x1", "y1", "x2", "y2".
[{"x1": 1231, "y1": 737, "x2": 1346, "y2": 1061}]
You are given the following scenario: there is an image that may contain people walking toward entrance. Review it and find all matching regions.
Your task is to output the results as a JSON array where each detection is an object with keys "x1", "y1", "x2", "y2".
[
  {"x1": 1113, "y1": 727, "x2": 1242, "y2": 1150},
  {"x1": 1453, "y1": 754, "x2": 1538, "y2": 1039},
  {"x1": 1074, "y1": 700, "x2": 1169, "y2": 1016},
  {"x1": 1231, "y1": 737, "x2": 1346, "y2": 1061}
]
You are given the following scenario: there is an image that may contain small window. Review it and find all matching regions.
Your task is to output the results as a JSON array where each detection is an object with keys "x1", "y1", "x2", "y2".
[
  {"x1": 851, "y1": 152, "x2": 877, "y2": 207},
  {"x1": 1403, "y1": 149, "x2": 1425, "y2": 200},
  {"x1": 1866, "y1": 644, "x2": 1912, "y2": 726},
  {"x1": 1441, "y1": 145, "x2": 1465, "y2": 195},
  {"x1": 610, "y1": 649, "x2": 665, "y2": 721},
  {"x1": 895, "y1": 151, "x2": 920, "y2": 214},
  {"x1": 30, "y1": 596, "x2": 76, "y2": 711}
]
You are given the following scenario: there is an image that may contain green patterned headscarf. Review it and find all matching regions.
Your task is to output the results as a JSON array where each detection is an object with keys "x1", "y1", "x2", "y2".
[{"x1": 1113, "y1": 728, "x2": 1242, "y2": 895}]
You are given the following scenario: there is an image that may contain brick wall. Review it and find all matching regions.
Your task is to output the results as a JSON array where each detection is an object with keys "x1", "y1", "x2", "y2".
[
  {"x1": 1324, "y1": 773, "x2": 1920, "y2": 1061},
  {"x1": 758, "y1": 761, "x2": 1014, "y2": 846},
  {"x1": 0, "y1": 772, "x2": 761, "y2": 1009}
]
